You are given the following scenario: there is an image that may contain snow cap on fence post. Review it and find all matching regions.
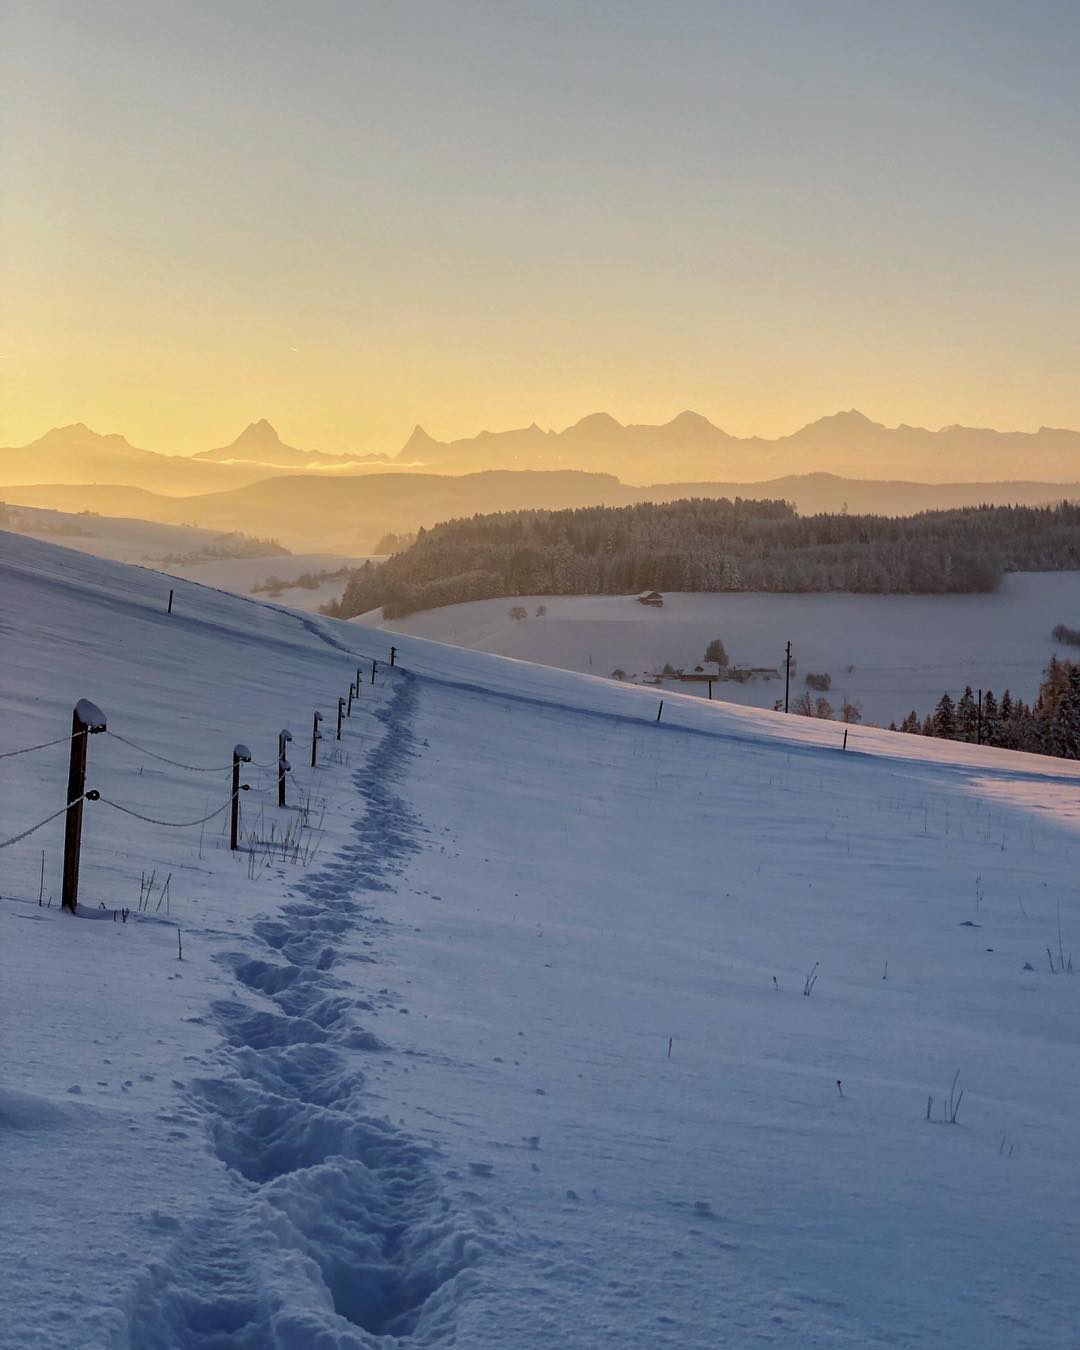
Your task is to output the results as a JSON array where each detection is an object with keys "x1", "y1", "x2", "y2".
[{"x1": 74, "y1": 700, "x2": 107, "y2": 734}]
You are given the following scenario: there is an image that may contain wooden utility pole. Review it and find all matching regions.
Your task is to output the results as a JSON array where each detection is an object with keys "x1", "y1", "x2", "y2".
[
  {"x1": 278, "y1": 729, "x2": 292, "y2": 807},
  {"x1": 230, "y1": 745, "x2": 251, "y2": 851},
  {"x1": 62, "y1": 699, "x2": 107, "y2": 913},
  {"x1": 784, "y1": 641, "x2": 793, "y2": 714}
]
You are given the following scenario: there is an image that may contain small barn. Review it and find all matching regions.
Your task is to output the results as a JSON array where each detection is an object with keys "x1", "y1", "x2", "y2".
[{"x1": 636, "y1": 591, "x2": 664, "y2": 607}]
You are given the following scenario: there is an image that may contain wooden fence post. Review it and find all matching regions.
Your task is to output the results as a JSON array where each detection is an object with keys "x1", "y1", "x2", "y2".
[
  {"x1": 278, "y1": 729, "x2": 292, "y2": 807},
  {"x1": 311, "y1": 711, "x2": 323, "y2": 768},
  {"x1": 337, "y1": 697, "x2": 345, "y2": 741},
  {"x1": 62, "y1": 699, "x2": 107, "y2": 913},
  {"x1": 167, "y1": 589, "x2": 174, "y2": 614},
  {"x1": 390, "y1": 646, "x2": 397, "y2": 667},
  {"x1": 230, "y1": 744, "x2": 251, "y2": 850},
  {"x1": 347, "y1": 682, "x2": 354, "y2": 716},
  {"x1": 371, "y1": 659, "x2": 377, "y2": 685}
]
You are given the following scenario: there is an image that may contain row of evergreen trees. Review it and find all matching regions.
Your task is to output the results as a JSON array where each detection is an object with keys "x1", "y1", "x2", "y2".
[
  {"x1": 891, "y1": 658, "x2": 1080, "y2": 759},
  {"x1": 323, "y1": 499, "x2": 1080, "y2": 621}
]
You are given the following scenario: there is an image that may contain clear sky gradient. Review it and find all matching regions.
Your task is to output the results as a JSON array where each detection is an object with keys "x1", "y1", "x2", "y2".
[{"x1": 2, "y1": 1, "x2": 1079, "y2": 455}]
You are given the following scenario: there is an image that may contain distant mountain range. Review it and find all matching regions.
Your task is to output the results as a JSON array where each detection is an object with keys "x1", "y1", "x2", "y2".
[
  {"x1": 2, "y1": 413, "x2": 1079, "y2": 552},
  {"x1": 4, "y1": 409, "x2": 1080, "y2": 491},
  {"x1": 395, "y1": 408, "x2": 1080, "y2": 482}
]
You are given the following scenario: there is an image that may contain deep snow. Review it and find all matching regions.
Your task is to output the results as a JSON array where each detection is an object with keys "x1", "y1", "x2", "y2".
[
  {"x1": 373, "y1": 575, "x2": 1080, "y2": 726},
  {"x1": 2, "y1": 529, "x2": 1080, "y2": 1348}
]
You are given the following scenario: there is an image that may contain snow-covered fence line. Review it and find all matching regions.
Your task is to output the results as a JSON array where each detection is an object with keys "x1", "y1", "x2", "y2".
[{"x1": 0, "y1": 646, "x2": 390, "y2": 913}]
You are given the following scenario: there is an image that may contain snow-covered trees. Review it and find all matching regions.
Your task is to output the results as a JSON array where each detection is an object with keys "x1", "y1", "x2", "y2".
[
  {"x1": 933, "y1": 693, "x2": 957, "y2": 739},
  {"x1": 322, "y1": 499, "x2": 1080, "y2": 621},
  {"x1": 903, "y1": 660, "x2": 1080, "y2": 759}
]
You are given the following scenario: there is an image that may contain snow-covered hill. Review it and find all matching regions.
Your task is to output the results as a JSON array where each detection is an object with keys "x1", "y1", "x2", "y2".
[
  {"x1": 3, "y1": 529, "x2": 1080, "y2": 1348},
  {"x1": 374, "y1": 575, "x2": 1080, "y2": 726}
]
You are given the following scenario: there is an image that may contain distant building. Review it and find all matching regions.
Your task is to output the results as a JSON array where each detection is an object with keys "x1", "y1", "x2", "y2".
[{"x1": 636, "y1": 591, "x2": 664, "y2": 607}]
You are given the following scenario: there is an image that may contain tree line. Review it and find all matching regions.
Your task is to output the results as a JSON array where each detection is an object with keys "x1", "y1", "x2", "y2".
[
  {"x1": 321, "y1": 498, "x2": 1080, "y2": 620},
  {"x1": 891, "y1": 658, "x2": 1080, "y2": 760}
]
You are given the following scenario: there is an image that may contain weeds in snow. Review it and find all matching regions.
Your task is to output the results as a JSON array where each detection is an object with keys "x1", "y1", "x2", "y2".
[{"x1": 926, "y1": 1070, "x2": 963, "y2": 1124}]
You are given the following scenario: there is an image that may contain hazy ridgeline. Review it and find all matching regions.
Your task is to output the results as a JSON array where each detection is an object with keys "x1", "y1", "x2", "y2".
[{"x1": 324, "y1": 499, "x2": 1080, "y2": 620}]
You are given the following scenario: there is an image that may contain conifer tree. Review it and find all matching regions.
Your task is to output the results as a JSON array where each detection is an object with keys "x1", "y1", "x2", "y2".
[
  {"x1": 957, "y1": 686, "x2": 978, "y2": 742},
  {"x1": 1050, "y1": 666, "x2": 1080, "y2": 759},
  {"x1": 933, "y1": 692, "x2": 957, "y2": 739},
  {"x1": 982, "y1": 689, "x2": 1001, "y2": 746}
]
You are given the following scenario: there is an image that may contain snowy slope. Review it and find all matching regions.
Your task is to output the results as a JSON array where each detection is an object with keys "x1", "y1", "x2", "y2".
[
  {"x1": 373, "y1": 574, "x2": 1080, "y2": 726},
  {"x1": 3, "y1": 529, "x2": 1080, "y2": 1349}
]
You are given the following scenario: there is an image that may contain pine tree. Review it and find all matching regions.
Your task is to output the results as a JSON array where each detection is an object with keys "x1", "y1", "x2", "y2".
[
  {"x1": 1050, "y1": 667, "x2": 1080, "y2": 759},
  {"x1": 982, "y1": 689, "x2": 1001, "y2": 747},
  {"x1": 956, "y1": 686, "x2": 978, "y2": 742},
  {"x1": 933, "y1": 692, "x2": 957, "y2": 739}
]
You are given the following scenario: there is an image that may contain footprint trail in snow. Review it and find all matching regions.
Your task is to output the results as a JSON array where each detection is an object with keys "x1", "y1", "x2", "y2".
[{"x1": 125, "y1": 675, "x2": 485, "y2": 1348}]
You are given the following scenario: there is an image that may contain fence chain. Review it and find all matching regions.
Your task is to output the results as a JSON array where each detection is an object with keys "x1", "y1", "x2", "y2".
[
  {"x1": 97, "y1": 791, "x2": 239, "y2": 829},
  {"x1": 0, "y1": 795, "x2": 87, "y2": 850},
  {"x1": 105, "y1": 730, "x2": 234, "y2": 773},
  {"x1": 0, "y1": 734, "x2": 74, "y2": 761}
]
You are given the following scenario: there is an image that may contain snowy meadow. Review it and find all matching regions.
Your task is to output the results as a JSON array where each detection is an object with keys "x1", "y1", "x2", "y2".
[
  {"x1": 2, "y1": 529, "x2": 1080, "y2": 1348},
  {"x1": 374, "y1": 574, "x2": 1080, "y2": 727}
]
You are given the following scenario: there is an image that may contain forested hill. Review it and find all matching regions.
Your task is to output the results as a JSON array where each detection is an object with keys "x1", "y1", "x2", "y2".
[{"x1": 324, "y1": 499, "x2": 1080, "y2": 620}]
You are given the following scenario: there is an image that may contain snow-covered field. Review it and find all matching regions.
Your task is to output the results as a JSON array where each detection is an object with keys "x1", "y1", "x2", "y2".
[
  {"x1": 2, "y1": 506, "x2": 370, "y2": 613},
  {"x1": 3, "y1": 528, "x2": 1080, "y2": 1348},
  {"x1": 375, "y1": 574, "x2": 1080, "y2": 725},
  {"x1": 161, "y1": 554, "x2": 372, "y2": 615}
]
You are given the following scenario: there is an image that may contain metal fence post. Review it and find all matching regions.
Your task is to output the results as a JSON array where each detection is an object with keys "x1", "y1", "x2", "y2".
[
  {"x1": 230, "y1": 744, "x2": 251, "y2": 850},
  {"x1": 62, "y1": 699, "x2": 107, "y2": 913},
  {"x1": 278, "y1": 729, "x2": 292, "y2": 807}
]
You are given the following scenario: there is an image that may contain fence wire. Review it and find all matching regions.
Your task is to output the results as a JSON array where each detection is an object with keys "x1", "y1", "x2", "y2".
[
  {"x1": 0, "y1": 796, "x2": 85, "y2": 850},
  {"x1": 97, "y1": 791, "x2": 239, "y2": 830},
  {"x1": 0, "y1": 734, "x2": 73, "y2": 761},
  {"x1": 105, "y1": 730, "x2": 235, "y2": 774}
]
